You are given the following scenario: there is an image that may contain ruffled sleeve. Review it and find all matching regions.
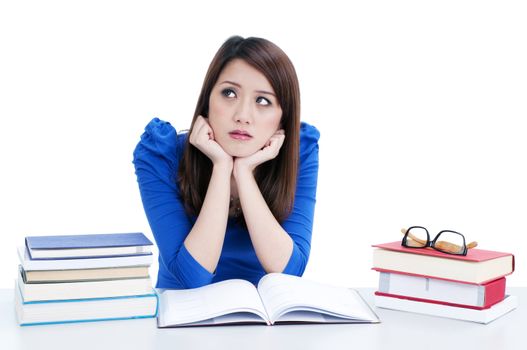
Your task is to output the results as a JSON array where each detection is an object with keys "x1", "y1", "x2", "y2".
[
  {"x1": 133, "y1": 118, "x2": 215, "y2": 289},
  {"x1": 282, "y1": 122, "x2": 320, "y2": 276}
]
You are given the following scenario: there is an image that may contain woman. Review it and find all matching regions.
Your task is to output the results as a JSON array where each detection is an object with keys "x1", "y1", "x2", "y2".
[{"x1": 133, "y1": 36, "x2": 319, "y2": 289}]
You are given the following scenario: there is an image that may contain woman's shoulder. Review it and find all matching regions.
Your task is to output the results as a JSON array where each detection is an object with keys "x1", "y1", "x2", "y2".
[
  {"x1": 299, "y1": 121, "x2": 320, "y2": 158},
  {"x1": 133, "y1": 117, "x2": 188, "y2": 167}
]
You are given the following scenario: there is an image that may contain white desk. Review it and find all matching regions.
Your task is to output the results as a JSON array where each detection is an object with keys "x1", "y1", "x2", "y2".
[{"x1": 2, "y1": 288, "x2": 524, "y2": 350}]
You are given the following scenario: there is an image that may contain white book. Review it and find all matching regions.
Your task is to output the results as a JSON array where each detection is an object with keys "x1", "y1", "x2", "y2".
[
  {"x1": 22, "y1": 265, "x2": 150, "y2": 283},
  {"x1": 374, "y1": 293, "x2": 517, "y2": 324},
  {"x1": 372, "y1": 244, "x2": 514, "y2": 284},
  {"x1": 18, "y1": 246, "x2": 152, "y2": 271},
  {"x1": 18, "y1": 268, "x2": 153, "y2": 302},
  {"x1": 377, "y1": 272, "x2": 505, "y2": 308},
  {"x1": 157, "y1": 273, "x2": 380, "y2": 327},
  {"x1": 15, "y1": 281, "x2": 158, "y2": 326}
]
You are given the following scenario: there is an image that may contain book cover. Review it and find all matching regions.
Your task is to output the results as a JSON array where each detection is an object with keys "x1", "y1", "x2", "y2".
[
  {"x1": 15, "y1": 281, "x2": 159, "y2": 326},
  {"x1": 372, "y1": 241, "x2": 514, "y2": 284},
  {"x1": 374, "y1": 293, "x2": 517, "y2": 324},
  {"x1": 21, "y1": 265, "x2": 150, "y2": 283},
  {"x1": 157, "y1": 273, "x2": 380, "y2": 327},
  {"x1": 18, "y1": 267, "x2": 154, "y2": 302},
  {"x1": 26, "y1": 232, "x2": 153, "y2": 260},
  {"x1": 373, "y1": 241, "x2": 514, "y2": 263},
  {"x1": 18, "y1": 246, "x2": 153, "y2": 271},
  {"x1": 376, "y1": 271, "x2": 506, "y2": 309}
]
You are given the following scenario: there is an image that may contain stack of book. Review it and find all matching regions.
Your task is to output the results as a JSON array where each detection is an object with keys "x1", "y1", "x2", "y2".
[
  {"x1": 15, "y1": 232, "x2": 158, "y2": 326},
  {"x1": 372, "y1": 241, "x2": 517, "y2": 324}
]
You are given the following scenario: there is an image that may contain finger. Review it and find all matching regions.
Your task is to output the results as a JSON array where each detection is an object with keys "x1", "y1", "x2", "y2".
[
  {"x1": 197, "y1": 116, "x2": 214, "y2": 140},
  {"x1": 269, "y1": 134, "x2": 285, "y2": 149},
  {"x1": 191, "y1": 116, "x2": 212, "y2": 144},
  {"x1": 193, "y1": 115, "x2": 205, "y2": 130},
  {"x1": 207, "y1": 127, "x2": 215, "y2": 140},
  {"x1": 196, "y1": 119, "x2": 212, "y2": 140},
  {"x1": 262, "y1": 134, "x2": 285, "y2": 156},
  {"x1": 190, "y1": 116, "x2": 205, "y2": 139},
  {"x1": 190, "y1": 123, "x2": 205, "y2": 144}
]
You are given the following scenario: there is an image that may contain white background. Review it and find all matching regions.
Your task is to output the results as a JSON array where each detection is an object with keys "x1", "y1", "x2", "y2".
[{"x1": 1, "y1": 0, "x2": 525, "y2": 289}]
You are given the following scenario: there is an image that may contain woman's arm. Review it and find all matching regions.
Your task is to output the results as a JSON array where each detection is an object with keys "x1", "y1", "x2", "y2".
[
  {"x1": 182, "y1": 116, "x2": 233, "y2": 273},
  {"x1": 133, "y1": 117, "x2": 232, "y2": 288},
  {"x1": 233, "y1": 126, "x2": 319, "y2": 275},
  {"x1": 183, "y1": 162, "x2": 231, "y2": 273},
  {"x1": 234, "y1": 166, "x2": 294, "y2": 273},
  {"x1": 233, "y1": 130, "x2": 292, "y2": 273}
]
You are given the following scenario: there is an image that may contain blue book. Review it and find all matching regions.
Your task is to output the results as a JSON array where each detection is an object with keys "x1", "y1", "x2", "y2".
[
  {"x1": 17, "y1": 246, "x2": 153, "y2": 271},
  {"x1": 15, "y1": 280, "x2": 158, "y2": 326},
  {"x1": 25, "y1": 232, "x2": 153, "y2": 260}
]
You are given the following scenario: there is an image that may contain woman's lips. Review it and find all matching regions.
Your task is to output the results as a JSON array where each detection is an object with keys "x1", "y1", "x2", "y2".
[{"x1": 229, "y1": 130, "x2": 253, "y2": 140}]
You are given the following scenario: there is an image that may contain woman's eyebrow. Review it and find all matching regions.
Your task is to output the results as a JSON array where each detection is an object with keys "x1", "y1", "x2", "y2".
[{"x1": 219, "y1": 80, "x2": 276, "y2": 97}]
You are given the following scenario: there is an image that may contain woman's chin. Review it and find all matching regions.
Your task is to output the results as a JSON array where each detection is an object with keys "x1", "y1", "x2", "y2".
[
  {"x1": 230, "y1": 151, "x2": 256, "y2": 158},
  {"x1": 225, "y1": 146, "x2": 259, "y2": 159}
]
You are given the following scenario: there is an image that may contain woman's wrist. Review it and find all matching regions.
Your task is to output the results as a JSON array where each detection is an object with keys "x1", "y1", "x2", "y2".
[
  {"x1": 232, "y1": 160, "x2": 254, "y2": 181},
  {"x1": 213, "y1": 158, "x2": 234, "y2": 174}
]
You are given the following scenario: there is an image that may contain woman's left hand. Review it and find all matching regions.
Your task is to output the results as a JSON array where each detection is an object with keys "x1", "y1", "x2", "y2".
[{"x1": 233, "y1": 129, "x2": 285, "y2": 177}]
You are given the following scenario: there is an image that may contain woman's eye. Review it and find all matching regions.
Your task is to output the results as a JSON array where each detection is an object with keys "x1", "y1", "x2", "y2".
[
  {"x1": 221, "y1": 88, "x2": 236, "y2": 98},
  {"x1": 256, "y1": 96, "x2": 271, "y2": 106}
]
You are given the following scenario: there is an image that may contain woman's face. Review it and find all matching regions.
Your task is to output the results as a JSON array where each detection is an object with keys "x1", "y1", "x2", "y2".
[{"x1": 207, "y1": 58, "x2": 283, "y2": 158}]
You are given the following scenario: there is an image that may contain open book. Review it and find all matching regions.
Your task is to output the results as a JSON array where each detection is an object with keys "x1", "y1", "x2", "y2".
[{"x1": 157, "y1": 273, "x2": 380, "y2": 327}]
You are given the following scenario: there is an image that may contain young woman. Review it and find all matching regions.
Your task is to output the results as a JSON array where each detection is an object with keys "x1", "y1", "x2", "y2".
[{"x1": 133, "y1": 36, "x2": 319, "y2": 289}]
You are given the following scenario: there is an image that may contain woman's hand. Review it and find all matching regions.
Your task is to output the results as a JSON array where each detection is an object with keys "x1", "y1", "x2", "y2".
[
  {"x1": 189, "y1": 115, "x2": 233, "y2": 168},
  {"x1": 233, "y1": 129, "x2": 285, "y2": 178}
]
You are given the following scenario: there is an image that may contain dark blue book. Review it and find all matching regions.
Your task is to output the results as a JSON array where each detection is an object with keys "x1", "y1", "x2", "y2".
[{"x1": 25, "y1": 232, "x2": 153, "y2": 260}]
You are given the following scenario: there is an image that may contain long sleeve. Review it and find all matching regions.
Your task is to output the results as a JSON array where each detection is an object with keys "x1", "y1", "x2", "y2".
[
  {"x1": 281, "y1": 122, "x2": 320, "y2": 276},
  {"x1": 133, "y1": 118, "x2": 214, "y2": 289}
]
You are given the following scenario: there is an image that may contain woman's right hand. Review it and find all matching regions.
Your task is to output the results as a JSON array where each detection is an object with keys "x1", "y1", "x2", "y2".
[{"x1": 189, "y1": 115, "x2": 233, "y2": 168}]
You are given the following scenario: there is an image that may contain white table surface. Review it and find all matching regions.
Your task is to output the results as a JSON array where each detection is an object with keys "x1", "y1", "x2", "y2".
[{"x1": 1, "y1": 288, "x2": 524, "y2": 350}]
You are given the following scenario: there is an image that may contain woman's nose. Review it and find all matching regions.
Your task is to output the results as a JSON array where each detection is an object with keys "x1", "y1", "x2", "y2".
[{"x1": 233, "y1": 99, "x2": 253, "y2": 124}]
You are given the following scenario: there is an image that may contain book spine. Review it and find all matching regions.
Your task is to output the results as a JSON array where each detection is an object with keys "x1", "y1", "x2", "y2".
[
  {"x1": 483, "y1": 277, "x2": 507, "y2": 308},
  {"x1": 374, "y1": 291, "x2": 502, "y2": 310}
]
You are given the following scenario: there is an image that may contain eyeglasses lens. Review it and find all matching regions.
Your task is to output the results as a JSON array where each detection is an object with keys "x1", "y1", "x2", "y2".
[
  {"x1": 433, "y1": 231, "x2": 465, "y2": 254},
  {"x1": 406, "y1": 227, "x2": 428, "y2": 247}
]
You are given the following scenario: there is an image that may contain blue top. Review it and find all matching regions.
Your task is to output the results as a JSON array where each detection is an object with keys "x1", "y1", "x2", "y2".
[{"x1": 133, "y1": 118, "x2": 320, "y2": 289}]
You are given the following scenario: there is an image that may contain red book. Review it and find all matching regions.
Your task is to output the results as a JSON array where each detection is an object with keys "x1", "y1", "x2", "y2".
[
  {"x1": 372, "y1": 241, "x2": 515, "y2": 284},
  {"x1": 375, "y1": 271, "x2": 506, "y2": 310}
]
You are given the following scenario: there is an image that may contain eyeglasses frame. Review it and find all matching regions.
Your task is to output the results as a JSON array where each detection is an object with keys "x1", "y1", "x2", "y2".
[{"x1": 401, "y1": 225, "x2": 469, "y2": 256}]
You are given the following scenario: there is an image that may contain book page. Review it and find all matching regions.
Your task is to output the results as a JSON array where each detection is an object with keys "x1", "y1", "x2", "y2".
[
  {"x1": 257, "y1": 273, "x2": 379, "y2": 324},
  {"x1": 157, "y1": 279, "x2": 268, "y2": 327},
  {"x1": 273, "y1": 310, "x2": 374, "y2": 324}
]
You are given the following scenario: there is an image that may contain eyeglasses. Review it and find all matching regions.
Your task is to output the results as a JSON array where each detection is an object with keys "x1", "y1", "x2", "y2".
[{"x1": 401, "y1": 226, "x2": 478, "y2": 256}]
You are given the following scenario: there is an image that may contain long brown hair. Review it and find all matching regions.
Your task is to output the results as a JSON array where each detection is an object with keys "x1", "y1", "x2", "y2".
[{"x1": 178, "y1": 35, "x2": 300, "y2": 224}]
